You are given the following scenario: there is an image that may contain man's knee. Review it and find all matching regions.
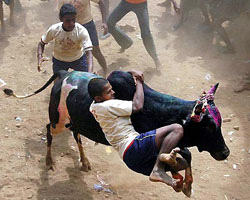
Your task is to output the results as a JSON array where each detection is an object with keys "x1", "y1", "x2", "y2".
[{"x1": 172, "y1": 124, "x2": 184, "y2": 138}]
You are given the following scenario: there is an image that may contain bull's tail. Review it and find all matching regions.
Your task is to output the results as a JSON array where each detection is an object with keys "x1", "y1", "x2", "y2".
[{"x1": 3, "y1": 73, "x2": 59, "y2": 99}]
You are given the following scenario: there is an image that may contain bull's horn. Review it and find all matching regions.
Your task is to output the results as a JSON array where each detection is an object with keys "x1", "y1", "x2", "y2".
[{"x1": 208, "y1": 83, "x2": 219, "y2": 95}]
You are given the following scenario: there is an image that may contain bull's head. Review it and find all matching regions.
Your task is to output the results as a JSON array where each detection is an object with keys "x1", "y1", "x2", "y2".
[{"x1": 188, "y1": 83, "x2": 230, "y2": 160}]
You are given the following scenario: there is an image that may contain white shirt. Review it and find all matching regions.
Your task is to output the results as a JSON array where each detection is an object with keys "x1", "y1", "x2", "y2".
[
  {"x1": 90, "y1": 99, "x2": 139, "y2": 158},
  {"x1": 41, "y1": 22, "x2": 93, "y2": 62}
]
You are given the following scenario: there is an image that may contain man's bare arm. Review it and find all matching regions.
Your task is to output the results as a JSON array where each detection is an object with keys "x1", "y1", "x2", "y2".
[
  {"x1": 130, "y1": 71, "x2": 144, "y2": 113},
  {"x1": 37, "y1": 41, "x2": 46, "y2": 72},
  {"x1": 86, "y1": 50, "x2": 93, "y2": 73},
  {"x1": 98, "y1": 0, "x2": 108, "y2": 35}
]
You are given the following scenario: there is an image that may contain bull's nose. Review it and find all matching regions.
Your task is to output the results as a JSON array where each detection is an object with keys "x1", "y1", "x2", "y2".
[
  {"x1": 222, "y1": 146, "x2": 230, "y2": 159},
  {"x1": 210, "y1": 146, "x2": 230, "y2": 161}
]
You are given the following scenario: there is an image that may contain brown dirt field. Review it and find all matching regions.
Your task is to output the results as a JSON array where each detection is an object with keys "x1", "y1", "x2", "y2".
[{"x1": 0, "y1": 0, "x2": 250, "y2": 199}]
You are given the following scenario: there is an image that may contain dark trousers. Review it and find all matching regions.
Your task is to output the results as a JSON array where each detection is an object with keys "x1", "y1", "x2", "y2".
[{"x1": 107, "y1": 0, "x2": 158, "y2": 62}]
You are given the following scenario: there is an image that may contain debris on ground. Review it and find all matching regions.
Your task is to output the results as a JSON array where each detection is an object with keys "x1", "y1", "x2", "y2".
[{"x1": 223, "y1": 118, "x2": 231, "y2": 123}]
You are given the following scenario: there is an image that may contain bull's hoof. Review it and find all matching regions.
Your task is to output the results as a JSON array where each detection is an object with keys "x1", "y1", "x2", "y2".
[
  {"x1": 182, "y1": 182, "x2": 193, "y2": 197},
  {"x1": 81, "y1": 159, "x2": 91, "y2": 172},
  {"x1": 46, "y1": 156, "x2": 55, "y2": 171}
]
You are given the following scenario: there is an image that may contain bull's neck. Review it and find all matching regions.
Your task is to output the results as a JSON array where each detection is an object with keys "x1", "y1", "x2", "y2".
[
  {"x1": 145, "y1": 86, "x2": 198, "y2": 147},
  {"x1": 144, "y1": 85, "x2": 196, "y2": 121}
]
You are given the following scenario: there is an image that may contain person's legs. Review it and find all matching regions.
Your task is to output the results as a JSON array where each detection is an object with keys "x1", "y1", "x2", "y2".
[
  {"x1": 0, "y1": 0, "x2": 5, "y2": 32},
  {"x1": 133, "y1": 3, "x2": 161, "y2": 68},
  {"x1": 107, "y1": 1, "x2": 133, "y2": 50},
  {"x1": 82, "y1": 20, "x2": 107, "y2": 76},
  {"x1": 149, "y1": 123, "x2": 184, "y2": 186}
]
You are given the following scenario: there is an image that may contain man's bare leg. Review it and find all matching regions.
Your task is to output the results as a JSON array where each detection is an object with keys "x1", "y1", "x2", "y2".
[
  {"x1": 149, "y1": 124, "x2": 183, "y2": 187},
  {"x1": 92, "y1": 46, "x2": 107, "y2": 77}
]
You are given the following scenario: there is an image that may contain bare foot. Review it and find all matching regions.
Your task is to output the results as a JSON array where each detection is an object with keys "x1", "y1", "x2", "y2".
[
  {"x1": 159, "y1": 147, "x2": 180, "y2": 165},
  {"x1": 149, "y1": 168, "x2": 179, "y2": 187}
]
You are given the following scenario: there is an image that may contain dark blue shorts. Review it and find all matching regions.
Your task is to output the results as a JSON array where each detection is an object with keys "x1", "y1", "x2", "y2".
[
  {"x1": 123, "y1": 130, "x2": 159, "y2": 176},
  {"x1": 52, "y1": 55, "x2": 88, "y2": 74},
  {"x1": 82, "y1": 20, "x2": 99, "y2": 46}
]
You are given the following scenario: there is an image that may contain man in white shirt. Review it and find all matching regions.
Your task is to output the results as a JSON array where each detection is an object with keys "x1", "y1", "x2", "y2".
[
  {"x1": 89, "y1": 70, "x2": 185, "y2": 189},
  {"x1": 58, "y1": 0, "x2": 109, "y2": 76},
  {"x1": 37, "y1": 4, "x2": 93, "y2": 74}
]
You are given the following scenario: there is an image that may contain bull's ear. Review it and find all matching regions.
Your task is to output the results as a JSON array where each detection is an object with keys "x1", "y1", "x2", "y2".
[
  {"x1": 191, "y1": 102, "x2": 206, "y2": 123},
  {"x1": 194, "y1": 103, "x2": 204, "y2": 115},
  {"x1": 207, "y1": 83, "x2": 219, "y2": 95}
]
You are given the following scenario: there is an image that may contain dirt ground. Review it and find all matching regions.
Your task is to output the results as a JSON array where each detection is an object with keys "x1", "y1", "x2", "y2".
[{"x1": 0, "y1": 0, "x2": 250, "y2": 199}]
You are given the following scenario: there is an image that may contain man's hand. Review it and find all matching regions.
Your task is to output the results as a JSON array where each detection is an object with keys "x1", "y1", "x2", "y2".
[
  {"x1": 37, "y1": 55, "x2": 48, "y2": 72},
  {"x1": 128, "y1": 70, "x2": 144, "y2": 85},
  {"x1": 101, "y1": 23, "x2": 108, "y2": 36}
]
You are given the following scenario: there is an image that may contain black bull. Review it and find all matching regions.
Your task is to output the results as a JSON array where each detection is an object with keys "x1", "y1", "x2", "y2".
[{"x1": 4, "y1": 70, "x2": 229, "y2": 196}]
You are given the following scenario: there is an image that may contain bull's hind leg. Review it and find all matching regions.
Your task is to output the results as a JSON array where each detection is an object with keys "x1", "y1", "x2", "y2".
[
  {"x1": 46, "y1": 123, "x2": 55, "y2": 171},
  {"x1": 73, "y1": 132, "x2": 91, "y2": 172}
]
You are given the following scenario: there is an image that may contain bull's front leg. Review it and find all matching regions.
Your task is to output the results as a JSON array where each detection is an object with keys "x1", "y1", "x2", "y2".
[
  {"x1": 46, "y1": 124, "x2": 55, "y2": 171},
  {"x1": 178, "y1": 148, "x2": 193, "y2": 197},
  {"x1": 73, "y1": 132, "x2": 91, "y2": 172},
  {"x1": 182, "y1": 165, "x2": 193, "y2": 197}
]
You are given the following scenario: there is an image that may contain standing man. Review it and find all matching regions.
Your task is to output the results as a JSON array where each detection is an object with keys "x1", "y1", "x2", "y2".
[
  {"x1": 107, "y1": 0, "x2": 161, "y2": 69},
  {"x1": 37, "y1": 4, "x2": 93, "y2": 74},
  {"x1": 58, "y1": 0, "x2": 108, "y2": 76}
]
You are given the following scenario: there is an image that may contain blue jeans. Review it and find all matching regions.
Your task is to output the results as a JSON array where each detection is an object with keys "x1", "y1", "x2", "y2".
[{"x1": 107, "y1": 0, "x2": 158, "y2": 62}]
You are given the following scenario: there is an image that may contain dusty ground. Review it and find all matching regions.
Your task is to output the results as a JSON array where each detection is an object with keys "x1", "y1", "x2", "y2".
[{"x1": 0, "y1": 0, "x2": 250, "y2": 199}]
